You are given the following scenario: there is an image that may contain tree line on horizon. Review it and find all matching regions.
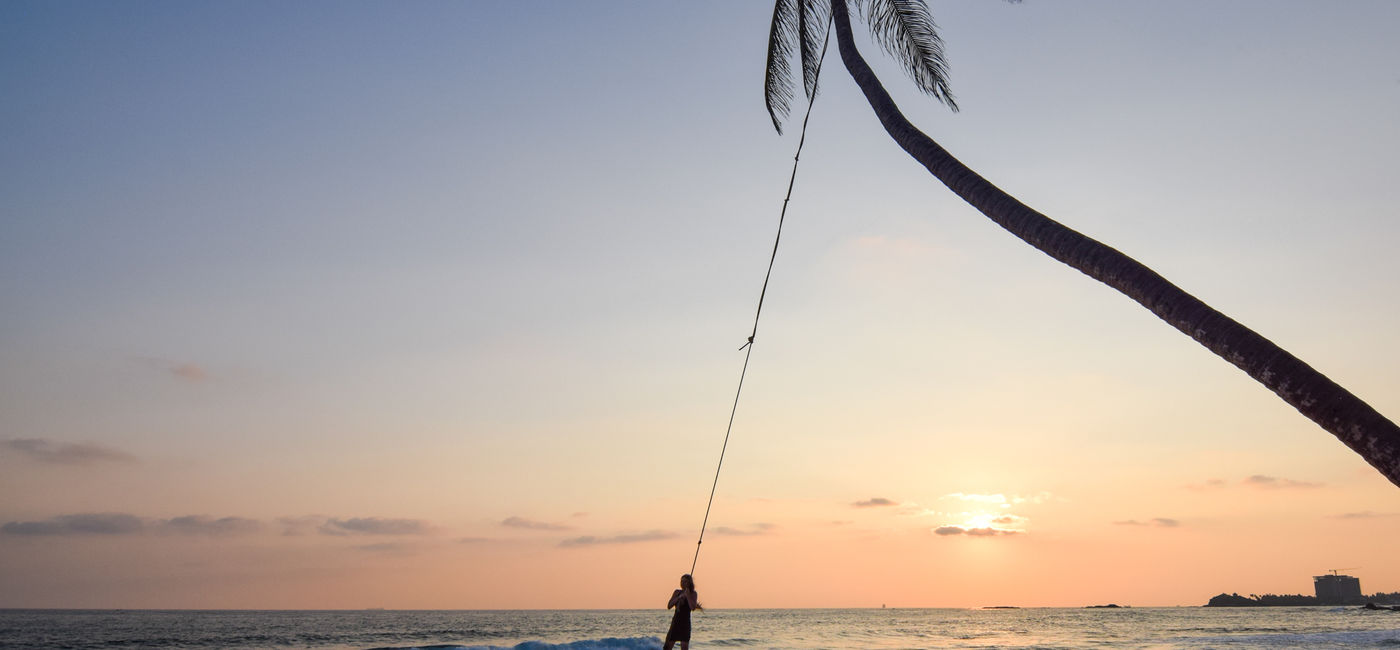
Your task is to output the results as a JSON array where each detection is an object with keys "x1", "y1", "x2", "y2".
[{"x1": 1206, "y1": 592, "x2": 1400, "y2": 607}]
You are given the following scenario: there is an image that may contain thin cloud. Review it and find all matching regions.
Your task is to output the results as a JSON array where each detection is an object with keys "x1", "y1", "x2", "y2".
[
  {"x1": 938, "y1": 492, "x2": 1056, "y2": 506},
  {"x1": 2, "y1": 513, "x2": 144, "y2": 536},
  {"x1": 277, "y1": 516, "x2": 324, "y2": 536},
  {"x1": 2, "y1": 514, "x2": 430, "y2": 538},
  {"x1": 320, "y1": 517, "x2": 430, "y2": 536},
  {"x1": 990, "y1": 514, "x2": 1027, "y2": 526},
  {"x1": 966, "y1": 527, "x2": 1019, "y2": 536},
  {"x1": 2, "y1": 438, "x2": 136, "y2": 466},
  {"x1": 941, "y1": 493, "x2": 1008, "y2": 505},
  {"x1": 1242, "y1": 475, "x2": 1322, "y2": 489},
  {"x1": 933, "y1": 525, "x2": 1020, "y2": 537},
  {"x1": 852, "y1": 497, "x2": 898, "y2": 508},
  {"x1": 160, "y1": 515, "x2": 261, "y2": 536},
  {"x1": 458, "y1": 536, "x2": 492, "y2": 544},
  {"x1": 501, "y1": 516, "x2": 571, "y2": 531},
  {"x1": 559, "y1": 530, "x2": 677, "y2": 548},
  {"x1": 135, "y1": 357, "x2": 208, "y2": 382},
  {"x1": 1113, "y1": 518, "x2": 1180, "y2": 528},
  {"x1": 1186, "y1": 476, "x2": 1321, "y2": 491},
  {"x1": 1331, "y1": 511, "x2": 1397, "y2": 520},
  {"x1": 1013, "y1": 491, "x2": 1056, "y2": 505},
  {"x1": 1186, "y1": 479, "x2": 1229, "y2": 491},
  {"x1": 711, "y1": 523, "x2": 774, "y2": 537},
  {"x1": 171, "y1": 364, "x2": 207, "y2": 381},
  {"x1": 353, "y1": 542, "x2": 412, "y2": 554},
  {"x1": 2, "y1": 513, "x2": 264, "y2": 537}
]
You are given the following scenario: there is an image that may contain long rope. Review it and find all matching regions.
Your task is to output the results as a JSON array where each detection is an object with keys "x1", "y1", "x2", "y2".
[{"x1": 689, "y1": 24, "x2": 832, "y2": 578}]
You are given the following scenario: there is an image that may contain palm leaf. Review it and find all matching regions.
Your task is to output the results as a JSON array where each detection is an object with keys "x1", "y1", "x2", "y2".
[
  {"x1": 764, "y1": 0, "x2": 800, "y2": 134},
  {"x1": 797, "y1": 0, "x2": 831, "y2": 102},
  {"x1": 855, "y1": 0, "x2": 958, "y2": 111}
]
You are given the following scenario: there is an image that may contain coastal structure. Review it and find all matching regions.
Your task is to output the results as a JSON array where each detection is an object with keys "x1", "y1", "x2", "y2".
[
  {"x1": 1206, "y1": 572, "x2": 1397, "y2": 607},
  {"x1": 1314, "y1": 573, "x2": 1364, "y2": 605}
]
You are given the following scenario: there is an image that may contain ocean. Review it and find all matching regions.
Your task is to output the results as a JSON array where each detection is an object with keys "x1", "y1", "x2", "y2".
[{"x1": 1, "y1": 607, "x2": 1398, "y2": 649}]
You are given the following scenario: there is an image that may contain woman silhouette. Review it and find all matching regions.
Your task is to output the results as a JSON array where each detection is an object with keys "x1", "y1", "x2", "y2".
[{"x1": 664, "y1": 574, "x2": 701, "y2": 650}]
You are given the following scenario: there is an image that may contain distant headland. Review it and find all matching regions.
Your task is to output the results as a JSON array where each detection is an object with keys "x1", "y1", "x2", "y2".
[
  {"x1": 1205, "y1": 572, "x2": 1400, "y2": 607},
  {"x1": 1206, "y1": 592, "x2": 1400, "y2": 607}
]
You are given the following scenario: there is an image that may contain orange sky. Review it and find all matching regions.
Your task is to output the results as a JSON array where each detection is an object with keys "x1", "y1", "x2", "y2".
[{"x1": 2, "y1": 1, "x2": 1398, "y2": 609}]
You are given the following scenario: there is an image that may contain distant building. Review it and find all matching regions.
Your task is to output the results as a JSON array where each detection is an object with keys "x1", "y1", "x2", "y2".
[{"x1": 1313, "y1": 574, "x2": 1363, "y2": 605}]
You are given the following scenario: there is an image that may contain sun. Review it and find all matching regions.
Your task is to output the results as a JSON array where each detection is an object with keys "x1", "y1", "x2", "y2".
[
  {"x1": 932, "y1": 511, "x2": 1026, "y2": 538},
  {"x1": 961, "y1": 512, "x2": 1001, "y2": 529}
]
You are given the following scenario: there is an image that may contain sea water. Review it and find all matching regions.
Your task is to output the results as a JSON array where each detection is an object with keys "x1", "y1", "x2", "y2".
[{"x1": 1, "y1": 607, "x2": 1398, "y2": 649}]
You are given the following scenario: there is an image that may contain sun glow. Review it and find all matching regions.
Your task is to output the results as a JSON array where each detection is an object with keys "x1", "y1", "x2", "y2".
[
  {"x1": 932, "y1": 508, "x2": 1027, "y2": 538},
  {"x1": 962, "y1": 512, "x2": 1003, "y2": 529}
]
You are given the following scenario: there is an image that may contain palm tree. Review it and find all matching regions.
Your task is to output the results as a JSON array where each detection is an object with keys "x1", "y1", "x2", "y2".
[{"x1": 764, "y1": 0, "x2": 1400, "y2": 488}]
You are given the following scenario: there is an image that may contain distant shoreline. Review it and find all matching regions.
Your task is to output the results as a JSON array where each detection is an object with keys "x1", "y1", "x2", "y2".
[{"x1": 1205, "y1": 592, "x2": 1400, "y2": 608}]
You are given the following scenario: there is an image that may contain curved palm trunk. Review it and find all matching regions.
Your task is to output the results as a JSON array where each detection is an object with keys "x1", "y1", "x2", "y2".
[{"x1": 829, "y1": 0, "x2": 1400, "y2": 487}]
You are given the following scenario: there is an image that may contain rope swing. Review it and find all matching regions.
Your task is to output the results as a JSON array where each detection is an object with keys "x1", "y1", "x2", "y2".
[{"x1": 688, "y1": 26, "x2": 832, "y2": 578}]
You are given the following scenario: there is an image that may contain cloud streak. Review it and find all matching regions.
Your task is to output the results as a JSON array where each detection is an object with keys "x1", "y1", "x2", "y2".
[
  {"x1": 941, "y1": 493, "x2": 1008, "y2": 505},
  {"x1": 1186, "y1": 478, "x2": 1229, "y2": 491},
  {"x1": 932, "y1": 525, "x2": 1020, "y2": 537},
  {"x1": 1113, "y1": 518, "x2": 1180, "y2": 528},
  {"x1": 276, "y1": 516, "x2": 324, "y2": 536},
  {"x1": 1331, "y1": 511, "x2": 1396, "y2": 520},
  {"x1": 2, "y1": 513, "x2": 435, "y2": 539},
  {"x1": 1243, "y1": 475, "x2": 1322, "y2": 489},
  {"x1": 852, "y1": 497, "x2": 897, "y2": 508},
  {"x1": 990, "y1": 515, "x2": 1027, "y2": 526},
  {"x1": 1190, "y1": 475, "x2": 1323, "y2": 491},
  {"x1": 353, "y1": 542, "x2": 414, "y2": 554},
  {"x1": 939, "y1": 492, "x2": 1055, "y2": 507},
  {"x1": 161, "y1": 515, "x2": 262, "y2": 536},
  {"x1": 135, "y1": 357, "x2": 208, "y2": 382},
  {"x1": 559, "y1": 530, "x2": 676, "y2": 547},
  {"x1": 320, "y1": 517, "x2": 430, "y2": 536},
  {"x1": 1, "y1": 513, "x2": 260, "y2": 536},
  {"x1": 2, "y1": 438, "x2": 136, "y2": 466},
  {"x1": 1, "y1": 513, "x2": 144, "y2": 536},
  {"x1": 710, "y1": 523, "x2": 774, "y2": 536},
  {"x1": 501, "y1": 516, "x2": 572, "y2": 531}
]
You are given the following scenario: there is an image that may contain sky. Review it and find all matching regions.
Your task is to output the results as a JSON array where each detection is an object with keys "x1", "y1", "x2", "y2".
[{"x1": 1, "y1": 0, "x2": 1398, "y2": 610}]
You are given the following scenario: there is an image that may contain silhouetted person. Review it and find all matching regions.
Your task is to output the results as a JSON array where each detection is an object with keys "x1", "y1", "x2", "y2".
[{"x1": 664, "y1": 574, "x2": 701, "y2": 650}]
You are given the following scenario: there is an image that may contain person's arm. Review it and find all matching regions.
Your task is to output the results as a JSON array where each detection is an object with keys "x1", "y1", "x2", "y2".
[
  {"x1": 668, "y1": 589, "x2": 682, "y2": 609},
  {"x1": 684, "y1": 590, "x2": 699, "y2": 609}
]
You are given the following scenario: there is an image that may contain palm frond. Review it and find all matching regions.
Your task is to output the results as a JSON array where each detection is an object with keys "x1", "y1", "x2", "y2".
[
  {"x1": 764, "y1": 0, "x2": 801, "y2": 134},
  {"x1": 855, "y1": 0, "x2": 958, "y2": 111},
  {"x1": 797, "y1": 0, "x2": 831, "y2": 102}
]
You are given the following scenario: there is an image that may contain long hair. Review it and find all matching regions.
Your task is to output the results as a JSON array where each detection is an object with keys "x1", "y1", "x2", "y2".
[{"x1": 680, "y1": 574, "x2": 702, "y2": 612}]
